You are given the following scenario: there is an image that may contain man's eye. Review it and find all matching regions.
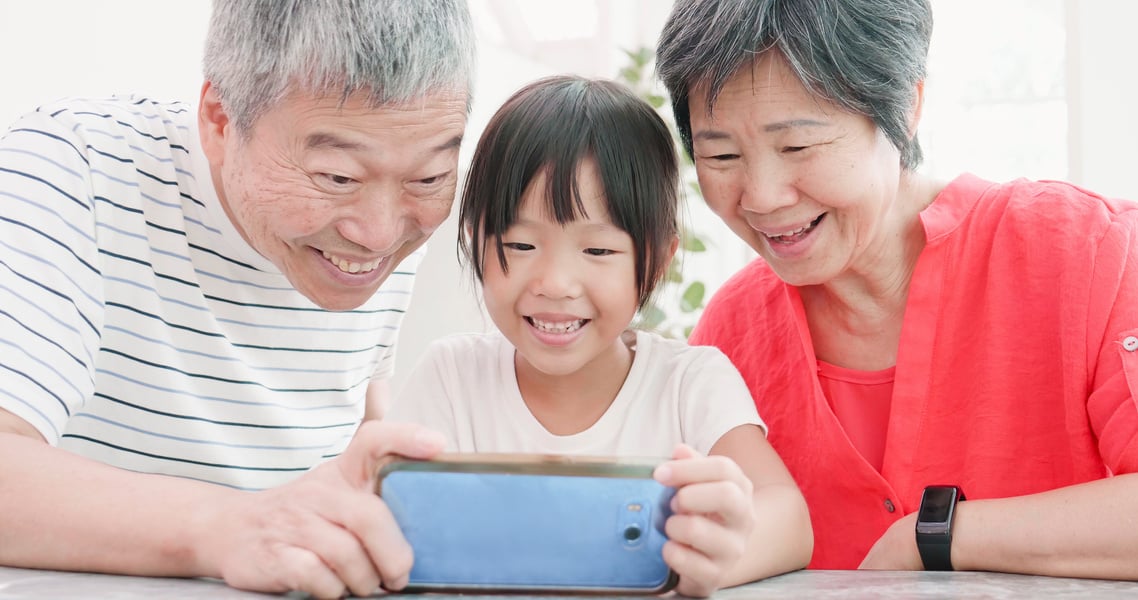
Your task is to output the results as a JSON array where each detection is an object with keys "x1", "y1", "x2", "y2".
[
  {"x1": 324, "y1": 173, "x2": 355, "y2": 185},
  {"x1": 584, "y1": 248, "x2": 614, "y2": 256},
  {"x1": 782, "y1": 146, "x2": 809, "y2": 153}
]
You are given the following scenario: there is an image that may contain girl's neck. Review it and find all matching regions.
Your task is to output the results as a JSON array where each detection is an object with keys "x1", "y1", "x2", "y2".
[{"x1": 514, "y1": 330, "x2": 636, "y2": 436}]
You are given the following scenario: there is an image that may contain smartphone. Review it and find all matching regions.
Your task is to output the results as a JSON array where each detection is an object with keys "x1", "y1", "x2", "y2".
[{"x1": 375, "y1": 453, "x2": 678, "y2": 594}]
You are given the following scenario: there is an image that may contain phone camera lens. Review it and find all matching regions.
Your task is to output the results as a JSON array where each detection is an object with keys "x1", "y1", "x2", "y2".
[{"x1": 623, "y1": 525, "x2": 642, "y2": 542}]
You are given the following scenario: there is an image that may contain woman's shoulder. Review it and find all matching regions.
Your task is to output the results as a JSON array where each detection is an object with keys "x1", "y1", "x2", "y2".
[{"x1": 965, "y1": 175, "x2": 1138, "y2": 227}]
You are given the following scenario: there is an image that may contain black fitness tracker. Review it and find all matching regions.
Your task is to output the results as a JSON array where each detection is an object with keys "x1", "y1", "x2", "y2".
[{"x1": 915, "y1": 485, "x2": 966, "y2": 571}]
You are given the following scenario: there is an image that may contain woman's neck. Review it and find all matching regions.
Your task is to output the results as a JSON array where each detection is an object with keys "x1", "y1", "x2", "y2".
[
  {"x1": 799, "y1": 174, "x2": 944, "y2": 370},
  {"x1": 514, "y1": 331, "x2": 635, "y2": 436}
]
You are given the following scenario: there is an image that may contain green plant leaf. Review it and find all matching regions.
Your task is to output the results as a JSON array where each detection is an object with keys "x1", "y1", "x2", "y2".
[
  {"x1": 619, "y1": 67, "x2": 641, "y2": 85},
  {"x1": 682, "y1": 325, "x2": 695, "y2": 339},
  {"x1": 647, "y1": 94, "x2": 666, "y2": 109},
  {"x1": 665, "y1": 260, "x2": 683, "y2": 283},
  {"x1": 638, "y1": 304, "x2": 667, "y2": 330},
  {"x1": 688, "y1": 180, "x2": 701, "y2": 195},
  {"x1": 680, "y1": 282, "x2": 705, "y2": 312},
  {"x1": 682, "y1": 236, "x2": 707, "y2": 252}
]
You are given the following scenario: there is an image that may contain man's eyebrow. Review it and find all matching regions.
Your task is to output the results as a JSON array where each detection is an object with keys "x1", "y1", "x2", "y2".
[
  {"x1": 305, "y1": 132, "x2": 463, "y2": 154},
  {"x1": 692, "y1": 118, "x2": 830, "y2": 142},
  {"x1": 305, "y1": 132, "x2": 365, "y2": 151}
]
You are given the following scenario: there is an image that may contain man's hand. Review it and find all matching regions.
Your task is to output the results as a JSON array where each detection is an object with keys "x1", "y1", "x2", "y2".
[
  {"x1": 653, "y1": 444, "x2": 755, "y2": 598},
  {"x1": 858, "y1": 512, "x2": 923, "y2": 571},
  {"x1": 197, "y1": 420, "x2": 444, "y2": 599}
]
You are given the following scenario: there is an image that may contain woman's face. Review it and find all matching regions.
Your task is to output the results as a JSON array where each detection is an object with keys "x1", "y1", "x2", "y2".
[{"x1": 688, "y1": 51, "x2": 910, "y2": 287}]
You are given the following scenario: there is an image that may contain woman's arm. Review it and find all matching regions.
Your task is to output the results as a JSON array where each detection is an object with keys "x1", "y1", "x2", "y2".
[{"x1": 861, "y1": 473, "x2": 1138, "y2": 577}]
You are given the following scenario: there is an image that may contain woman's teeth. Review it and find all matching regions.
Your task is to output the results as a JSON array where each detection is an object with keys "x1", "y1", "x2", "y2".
[
  {"x1": 766, "y1": 214, "x2": 824, "y2": 241},
  {"x1": 322, "y1": 251, "x2": 381, "y2": 274}
]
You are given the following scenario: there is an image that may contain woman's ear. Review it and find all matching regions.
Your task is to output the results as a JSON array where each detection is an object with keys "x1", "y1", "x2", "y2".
[
  {"x1": 907, "y1": 79, "x2": 926, "y2": 138},
  {"x1": 198, "y1": 81, "x2": 230, "y2": 167}
]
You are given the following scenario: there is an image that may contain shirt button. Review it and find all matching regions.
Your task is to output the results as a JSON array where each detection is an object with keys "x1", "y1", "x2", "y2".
[
  {"x1": 1124, "y1": 336, "x2": 1138, "y2": 352},
  {"x1": 883, "y1": 499, "x2": 896, "y2": 513}
]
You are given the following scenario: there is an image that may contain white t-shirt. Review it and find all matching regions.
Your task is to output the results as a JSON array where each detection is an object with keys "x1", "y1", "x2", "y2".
[{"x1": 387, "y1": 330, "x2": 764, "y2": 457}]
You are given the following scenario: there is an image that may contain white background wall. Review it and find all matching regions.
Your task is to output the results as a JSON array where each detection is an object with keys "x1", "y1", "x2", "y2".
[{"x1": 2, "y1": 0, "x2": 1135, "y2": 392}]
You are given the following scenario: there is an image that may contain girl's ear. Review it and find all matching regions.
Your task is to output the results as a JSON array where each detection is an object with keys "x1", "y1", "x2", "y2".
[{"x1": 668, "y1": 235, "x2": 680, "y2": 261}]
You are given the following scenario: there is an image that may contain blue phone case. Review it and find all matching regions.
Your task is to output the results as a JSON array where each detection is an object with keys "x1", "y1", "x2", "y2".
[{"x1": 376, "y1": 454, "x2": 678, "y2": 594}]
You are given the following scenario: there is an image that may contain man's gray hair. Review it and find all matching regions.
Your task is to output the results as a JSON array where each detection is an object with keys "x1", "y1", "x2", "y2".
[
  {"x1": 203, "y1": 0, "x2": 475, "y2": 133},
  {"x1": 657, "y1": 0, "x2": 932, "y2": 170}
]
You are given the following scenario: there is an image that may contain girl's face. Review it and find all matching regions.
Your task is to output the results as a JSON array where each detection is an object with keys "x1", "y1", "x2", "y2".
[
  {"x1": 481, "y1": 158, "x2": 640, "y2": 381},
  {"x1": 688, "y1": 51, "x2": 909, "y2": 288}
]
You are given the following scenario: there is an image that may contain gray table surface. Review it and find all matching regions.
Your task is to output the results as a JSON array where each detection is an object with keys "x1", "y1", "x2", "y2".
[{"x1": 1, "y1": 567, "x2": 1136, "y2": 599}]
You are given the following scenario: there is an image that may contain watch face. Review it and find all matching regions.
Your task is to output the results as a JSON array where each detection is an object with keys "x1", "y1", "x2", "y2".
[{"x1": 917, "y1": 486, "x2": 958, "y2": 525}]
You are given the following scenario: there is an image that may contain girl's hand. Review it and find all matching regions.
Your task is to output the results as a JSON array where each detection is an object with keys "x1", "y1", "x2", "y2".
[{"x1": 653, "y1": 444, "x2": 755, "y2": 597}]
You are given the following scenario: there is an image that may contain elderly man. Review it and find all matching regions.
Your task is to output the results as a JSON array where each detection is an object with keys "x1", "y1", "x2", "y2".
[{"x1": 0, "y1": 1, "x2": 474, "y2": 597}]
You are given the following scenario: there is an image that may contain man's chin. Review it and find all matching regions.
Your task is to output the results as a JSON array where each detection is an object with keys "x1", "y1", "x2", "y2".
[{"x1": 295, "y1": 281, "x2": 381, "y2": 311}]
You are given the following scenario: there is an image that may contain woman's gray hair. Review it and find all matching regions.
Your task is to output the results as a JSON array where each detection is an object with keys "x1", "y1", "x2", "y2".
[
  {"x1": 656, "y1": 0, "x2": 933, "y2": 170},
  {"x1": 203, "y1": 0, "x2": 475, "y2": 133}
]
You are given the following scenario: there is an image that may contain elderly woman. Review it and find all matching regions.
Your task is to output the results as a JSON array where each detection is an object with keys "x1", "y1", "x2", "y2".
[{"x1": 657, "y1": 0, "x2": 1138, "y2": 577}]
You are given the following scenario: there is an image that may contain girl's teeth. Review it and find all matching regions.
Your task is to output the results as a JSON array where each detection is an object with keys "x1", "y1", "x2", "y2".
[{"x1": 530, "y1": 318, "x2": 585, "y2": 333}]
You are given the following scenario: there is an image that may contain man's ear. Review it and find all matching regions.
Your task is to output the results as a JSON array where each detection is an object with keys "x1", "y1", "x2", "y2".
[
  {"x1": 198, "y1": 81, "x2": 230, "y2": 167},
  {"x1": 907, "y1": 79, "x2": 925, "y2": 138}
]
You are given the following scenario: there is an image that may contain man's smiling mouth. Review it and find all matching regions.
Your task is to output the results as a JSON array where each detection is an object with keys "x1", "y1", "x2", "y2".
[{"x1": 322, "y1": 250, "x2": 382, "y2": 274}]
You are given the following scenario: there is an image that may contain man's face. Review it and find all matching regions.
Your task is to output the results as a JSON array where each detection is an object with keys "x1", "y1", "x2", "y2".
[{"x1": 200, "y1": 84, "x2": 467, "y2": 310}]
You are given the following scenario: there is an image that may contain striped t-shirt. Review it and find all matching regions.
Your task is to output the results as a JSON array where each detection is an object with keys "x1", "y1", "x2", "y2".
[{"x1": 0, "y1": 95, "x2": 420, "y2": 490}]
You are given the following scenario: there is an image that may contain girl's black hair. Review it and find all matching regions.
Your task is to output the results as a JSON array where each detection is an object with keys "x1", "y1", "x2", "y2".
[{"x1": 458, "y1": 75, "x2": 679, "y2": 307}]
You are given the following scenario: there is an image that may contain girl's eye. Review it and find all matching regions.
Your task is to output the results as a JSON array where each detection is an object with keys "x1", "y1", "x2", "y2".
[
  {"x1": 503, "y1": 242, "x2": 534, "y2": 251},
  {"x1": 584, "y1": 248, "x2": 614, "y2": 256}
]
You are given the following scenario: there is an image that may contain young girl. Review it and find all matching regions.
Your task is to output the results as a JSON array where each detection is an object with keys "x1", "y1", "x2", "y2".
[{"x1": 387, "y1": 75, "x2": 812, "y2": 596}]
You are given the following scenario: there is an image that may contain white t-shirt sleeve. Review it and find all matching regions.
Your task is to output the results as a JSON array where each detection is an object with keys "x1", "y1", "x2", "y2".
[
  {"x1": 679, "y1": 346, "x2": 766, "y2": 455},
  {"x1": 386, "y1": 340, "x2": 460, "y2": 451}
]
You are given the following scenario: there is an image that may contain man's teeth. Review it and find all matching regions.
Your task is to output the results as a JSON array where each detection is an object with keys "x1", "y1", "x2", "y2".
[
  {"x1": 530, "y1": 318, "x2": 585, "y2": 333},
  {"x1": 322, "y1": 251, "x2": 381, "y2": 274}
]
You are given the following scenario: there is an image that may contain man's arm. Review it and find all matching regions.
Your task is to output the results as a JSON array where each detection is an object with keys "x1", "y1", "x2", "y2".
[
  {"x1": 363, "y1": 379, "x2": 391, "y2": 422},
  {"x1": 0, "y1": 408, "x2": 445, "y2": 597}
]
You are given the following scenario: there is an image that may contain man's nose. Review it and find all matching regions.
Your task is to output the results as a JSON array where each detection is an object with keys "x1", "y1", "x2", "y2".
[{"x1": 337, "y1": 186, "x2": 406, "y2": 253}]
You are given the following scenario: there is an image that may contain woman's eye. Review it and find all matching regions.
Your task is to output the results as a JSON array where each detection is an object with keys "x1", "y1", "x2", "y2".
[
  {"x1": 503, "y1": 242, "x2": 534, "y2": 251},
  {"x1": 584, "y1": 248, "x2": 615, "y2": 256},
  {"x1": 782, "y1": 146, "x2": 808, "y2": 153}
]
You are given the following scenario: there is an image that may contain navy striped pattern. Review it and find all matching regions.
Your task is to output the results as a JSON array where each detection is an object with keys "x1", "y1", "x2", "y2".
[{"x1": 0, "y1": 96, "x2": 419, "y2": 490}]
